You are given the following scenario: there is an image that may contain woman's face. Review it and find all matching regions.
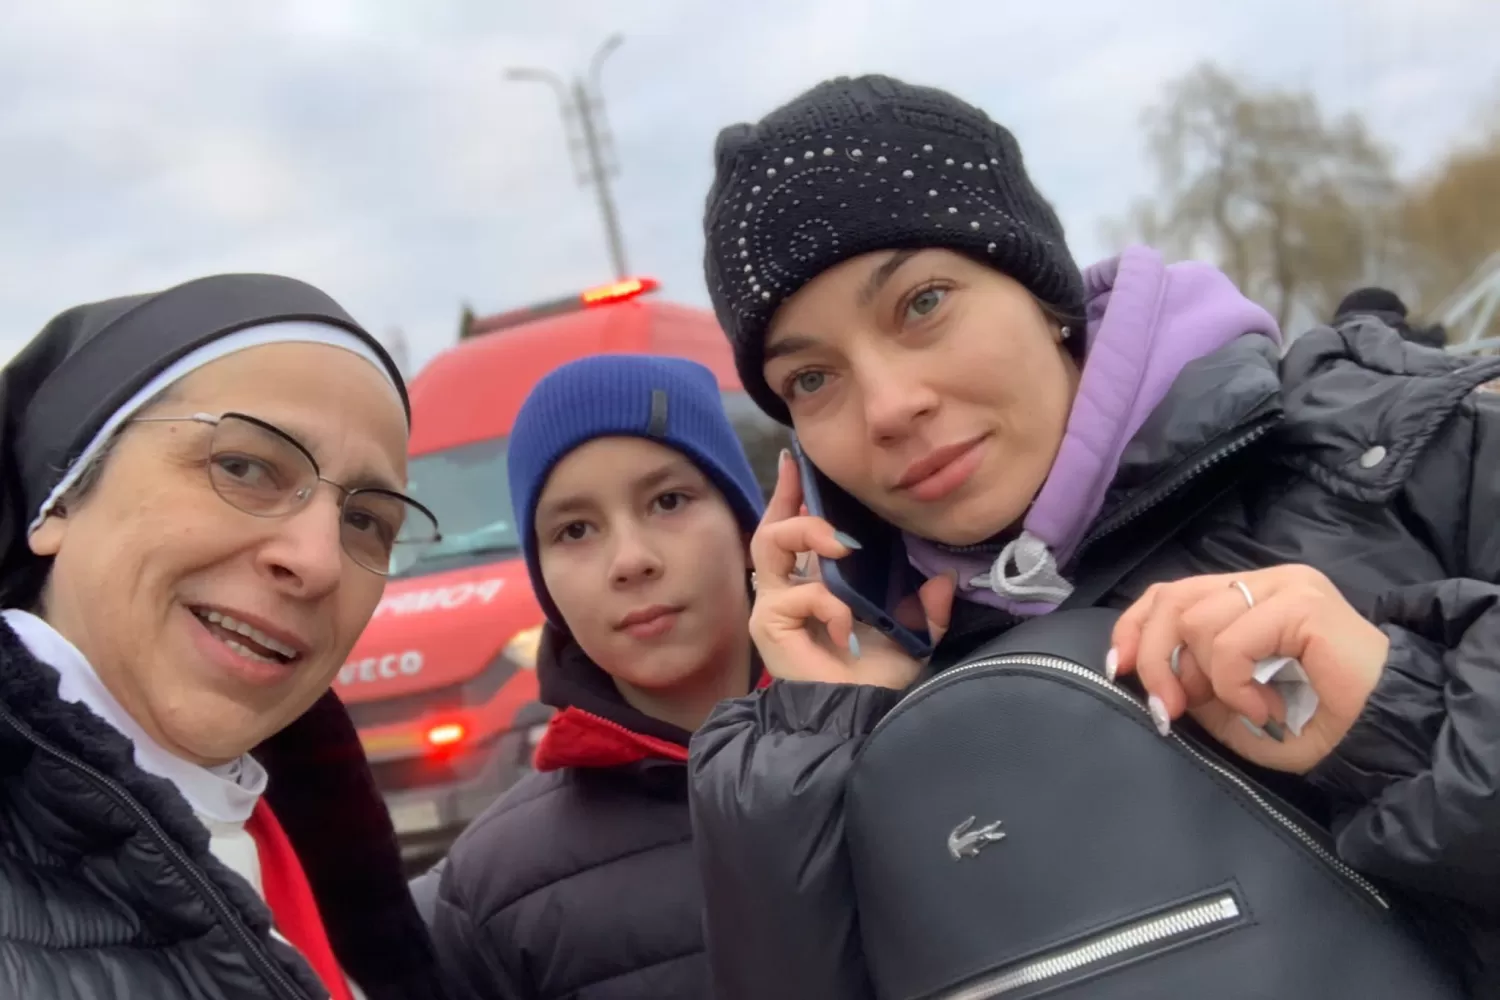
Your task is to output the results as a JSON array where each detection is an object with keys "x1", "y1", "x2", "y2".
[
  {"x1": 29, "y1": 342, "x2": 409, "y2": 765},
  {"x1": 764, "y1": 249, "x2": 1079, "y2": 546}
]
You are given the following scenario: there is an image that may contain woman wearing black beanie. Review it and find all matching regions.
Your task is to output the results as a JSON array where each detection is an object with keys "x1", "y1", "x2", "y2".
[{"x1": 689, "y1": 75, "x2": 1500, "y2": 999}]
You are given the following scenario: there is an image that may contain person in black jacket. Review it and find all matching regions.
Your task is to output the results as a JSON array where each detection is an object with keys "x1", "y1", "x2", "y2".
[
  {"x1": 0, "y1": 276, "x2": 449, "y2": 999},
  {"x1": 1333, "y1": 286, "x2": 1449, "y2": 349},
  {"x1": 426, "y1": 355, "x2": 765, "y2": 1000},
  {"x1": 691, "y1": 75, "x2": 1500, "y2": 998}
]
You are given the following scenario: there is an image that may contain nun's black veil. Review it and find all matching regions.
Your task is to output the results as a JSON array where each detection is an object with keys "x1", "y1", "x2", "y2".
[
  {"x1": 0, "y1": 275, "x2": 442, "y2": 997},
  {"x1": 0, "y1": 273, "x2": 409, "y2": 608}
]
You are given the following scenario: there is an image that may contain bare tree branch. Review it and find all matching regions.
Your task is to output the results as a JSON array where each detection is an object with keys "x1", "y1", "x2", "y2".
[{"x1": 1113, "y1": 64, "x2": 1401, "y2": 332}]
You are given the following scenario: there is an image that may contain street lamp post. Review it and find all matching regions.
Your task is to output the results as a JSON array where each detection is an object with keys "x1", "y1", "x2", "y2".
[{"x1": 507, "y1": 35, "x2": 630, "y2": 280}]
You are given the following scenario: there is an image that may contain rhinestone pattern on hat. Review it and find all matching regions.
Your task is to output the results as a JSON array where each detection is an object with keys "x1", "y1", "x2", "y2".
[
  {"x1": 702, "y1": 75, "x2": 1085, "y2": 422},
  {"x1": 713, "y1": 133, "x2": 1061, "y2": 330}
]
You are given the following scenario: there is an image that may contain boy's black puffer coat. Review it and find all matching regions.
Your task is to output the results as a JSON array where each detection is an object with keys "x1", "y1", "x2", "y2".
[
  {"x1": 429, "y1": 631, "x2": 736, "y2": 1000},
  {"x1": 689, "y1": 320, "x2": 1500, "y2": 999}
]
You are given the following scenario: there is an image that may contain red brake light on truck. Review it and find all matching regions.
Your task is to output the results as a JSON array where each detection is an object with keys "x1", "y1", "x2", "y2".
[
  {"x1": 426, "y1": 722, "x2": 467, "y2": 749},
  {"x1": 581, "y1": 277, "x2": 659, "y2": 307},
  {"x1": 465, "y1": 276, "x2": 662, "y2": 337}
]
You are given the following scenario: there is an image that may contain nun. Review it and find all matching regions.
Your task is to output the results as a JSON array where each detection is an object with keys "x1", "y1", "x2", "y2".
[{"x1": 0, "y1": 275, "x2": 446, "y2": 1000}]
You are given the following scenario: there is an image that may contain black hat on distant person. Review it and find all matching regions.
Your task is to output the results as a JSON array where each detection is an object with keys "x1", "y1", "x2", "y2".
[
  {"x1": 1332, "y1": 286, "x2": 1447, "y2": 350},
  {"x1": 703, "y1": 74, "x2": 1084, "y2": 423},
  {"x1": 1334, "y1": 287, "x2": 1408, "y2": 322}
]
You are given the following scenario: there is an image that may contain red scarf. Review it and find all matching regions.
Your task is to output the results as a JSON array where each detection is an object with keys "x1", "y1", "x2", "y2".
[{"x1": 246, "y1": 799, "x2": 356, "y2": 1000}]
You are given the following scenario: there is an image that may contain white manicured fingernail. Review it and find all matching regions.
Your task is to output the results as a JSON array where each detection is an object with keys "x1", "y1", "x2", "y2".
[
  {"x1": 1148, "y1": 695, "x2": 1172, "y2": 736},
  {"x1": 848, "y1": 633, "x2": 861, "y2": 659},
  {"x1": 1104, "y1": 647, "x2": 1119, "y2": 682}
]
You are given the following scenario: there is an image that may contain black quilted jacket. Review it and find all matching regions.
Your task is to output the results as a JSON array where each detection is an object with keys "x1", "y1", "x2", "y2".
[
  {"x1": 426, "y1": 633, "x2": 721, "y2": 1000},
  {"x1": 0, "y1": 622, "x2": 447, "y2": 1000},
  {"x1": 689, "y1": 321, "x2": 1500, "y2": 999}
]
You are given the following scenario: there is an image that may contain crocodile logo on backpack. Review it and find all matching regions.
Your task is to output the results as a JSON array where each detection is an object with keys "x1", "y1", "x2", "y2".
[{"x1": 948, "y1": 816, "x2": 1006, "y2": 860}]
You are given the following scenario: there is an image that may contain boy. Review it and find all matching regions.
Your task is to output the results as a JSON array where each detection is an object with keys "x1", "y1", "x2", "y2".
[{"x1": 427, "y1": 354, "x2": 763, "y2": 1000}]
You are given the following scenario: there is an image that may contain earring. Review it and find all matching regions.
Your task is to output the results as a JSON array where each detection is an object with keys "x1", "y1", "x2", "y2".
[{"x1": 1059, "y1": 326, "x2": 1072, "y2": 342}]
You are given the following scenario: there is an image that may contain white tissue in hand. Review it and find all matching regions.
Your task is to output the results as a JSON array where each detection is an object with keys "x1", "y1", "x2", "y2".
[{"x1": 1252, "y1": 656, "x2": 1318, "y2": 737}]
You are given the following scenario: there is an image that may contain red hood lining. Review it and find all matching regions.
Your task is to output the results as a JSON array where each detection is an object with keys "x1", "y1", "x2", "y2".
[
  {"x1": 533, "y1": 670, "x2": 774, "y2": 771},
  {"x1": 534, "y1": 707, "x2": 687, "y2": 770}
]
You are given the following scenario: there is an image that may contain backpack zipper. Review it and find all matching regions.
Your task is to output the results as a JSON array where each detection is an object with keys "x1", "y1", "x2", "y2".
[
  {"x1": 939, "y1": 892, "x2": 1242, "y2": 999},
  {"x1": 876, "y1": 653, "x2": 1387, "y2": 909},
  {"x1": 0, "y1": 705, "x2": 316, "y2": 1000}
]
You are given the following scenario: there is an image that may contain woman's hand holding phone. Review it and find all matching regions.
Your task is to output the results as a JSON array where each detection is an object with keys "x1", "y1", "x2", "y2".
[{"x1": 749, "y1": 450, "x2": 955, "y2": 690}]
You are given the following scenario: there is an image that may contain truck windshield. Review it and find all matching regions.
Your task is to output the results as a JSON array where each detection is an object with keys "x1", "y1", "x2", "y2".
[{"x1": 396, "y1": 436, "x2": 519, "y2": 577}]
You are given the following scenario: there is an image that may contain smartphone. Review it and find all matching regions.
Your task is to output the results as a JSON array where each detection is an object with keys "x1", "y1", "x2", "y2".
[{"x1": 790, "y1": 435, "x2": 933, "y2": 660}]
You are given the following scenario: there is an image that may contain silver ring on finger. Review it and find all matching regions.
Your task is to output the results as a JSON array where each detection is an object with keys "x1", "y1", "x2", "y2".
[
  {"x1": 1231, "y1": 579, "x2": 1255, "y2": 609},
  {"x1": 1170, "y1": 643, "x2": 1184, "y2": 678}
]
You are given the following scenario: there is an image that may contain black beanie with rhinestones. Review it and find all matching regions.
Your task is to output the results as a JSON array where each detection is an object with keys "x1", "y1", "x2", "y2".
[{"x1": 703, "y1": 74, "x2": 1085, "y2": 423}]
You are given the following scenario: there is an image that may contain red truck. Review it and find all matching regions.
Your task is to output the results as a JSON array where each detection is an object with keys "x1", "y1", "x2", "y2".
[{"x1": 337, "y1": 278, "x2": 785, "y2": 864}]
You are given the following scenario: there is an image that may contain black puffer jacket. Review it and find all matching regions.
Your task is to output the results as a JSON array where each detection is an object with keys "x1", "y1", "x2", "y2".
[
  {"x1": 430, "y1": 629, "x2": 745, "y2": 1000},
  {"x1": 689, "y1": 319, "x2": 1500, "y2": 999},
  {"x1": 0, "y1": 620, "x2": 447, "y2": 1000}
]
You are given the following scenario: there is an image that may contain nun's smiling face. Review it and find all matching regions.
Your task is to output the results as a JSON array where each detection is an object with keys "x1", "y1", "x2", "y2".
[{"x1": 28, "y1": 342, "x2": 409, "y2": 766}]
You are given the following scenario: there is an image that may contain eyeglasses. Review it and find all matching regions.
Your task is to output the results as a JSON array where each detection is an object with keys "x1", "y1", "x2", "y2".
[{"x1": 131, "y1": 411, "x2": 440, "y2": 576}]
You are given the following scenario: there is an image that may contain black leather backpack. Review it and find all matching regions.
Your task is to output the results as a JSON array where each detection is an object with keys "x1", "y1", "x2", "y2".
[
  {"x1": 841, "y1": 439, "x2": 1470, "y2": 999},
  {"x1": 844, "y1": 605, "x2": 1463, "y2": 998}
]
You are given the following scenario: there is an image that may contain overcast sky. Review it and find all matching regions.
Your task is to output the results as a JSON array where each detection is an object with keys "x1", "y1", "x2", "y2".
[{"x1": 3, "y1": 0, "x2": 1497, "y2": 372}]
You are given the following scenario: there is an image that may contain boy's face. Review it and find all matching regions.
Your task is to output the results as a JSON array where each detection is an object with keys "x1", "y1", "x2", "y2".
[{"x1": 534, "y1": 436, "x2": 750, "y2": 693}]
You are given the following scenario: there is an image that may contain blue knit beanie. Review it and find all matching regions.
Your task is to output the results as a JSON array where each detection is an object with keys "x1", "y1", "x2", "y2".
[{"x1": 507, "y1": 354, "x2": 766, "y2": 629}]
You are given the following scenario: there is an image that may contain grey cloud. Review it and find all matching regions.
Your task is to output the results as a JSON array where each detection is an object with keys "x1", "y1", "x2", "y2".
[{"x1": 2, "y1": 0, "x2": 1497, "y2": 372}]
